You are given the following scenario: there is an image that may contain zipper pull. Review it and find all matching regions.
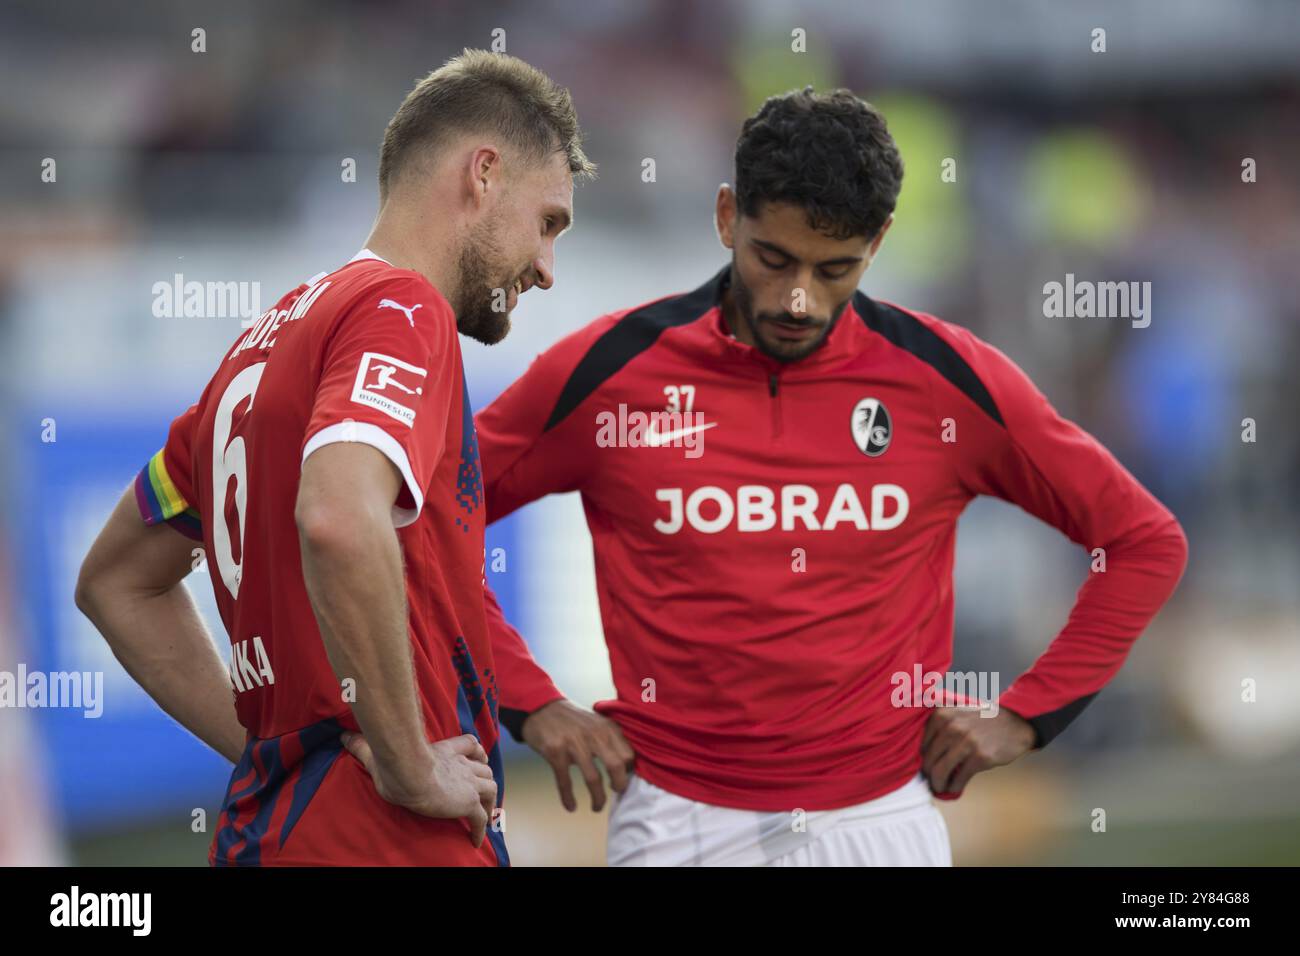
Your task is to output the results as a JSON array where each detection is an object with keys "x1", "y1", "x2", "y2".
[{"x1": 768, "y1": 373, "x2": 778, "y2": 397}]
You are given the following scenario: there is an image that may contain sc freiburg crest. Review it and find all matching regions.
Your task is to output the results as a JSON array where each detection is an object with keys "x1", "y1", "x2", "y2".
[{"x1": 851, "y1": 397, "x2": 892, "y2": 457}]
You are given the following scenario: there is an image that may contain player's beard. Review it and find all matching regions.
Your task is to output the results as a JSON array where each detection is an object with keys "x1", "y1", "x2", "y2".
[
  {"x1": 453, "y1": 214, "x2": 516, "y2": 346},
  {"x1": 729, "y1": 260, "x2": 848, "y2": 363}
]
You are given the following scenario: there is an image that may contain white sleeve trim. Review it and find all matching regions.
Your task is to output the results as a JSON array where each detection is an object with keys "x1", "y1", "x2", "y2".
[{"x1": 302, "y1": 421, "x2": 424, "y2": 528}]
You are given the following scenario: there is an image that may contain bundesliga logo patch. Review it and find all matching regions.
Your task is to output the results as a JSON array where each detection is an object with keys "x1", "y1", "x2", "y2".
[
  {"x1": 851, "y1": 397, "x2": 892, "y2": 457},
  {"x1": 351, "y1": 351, "x2": 427, "y2": 426}
]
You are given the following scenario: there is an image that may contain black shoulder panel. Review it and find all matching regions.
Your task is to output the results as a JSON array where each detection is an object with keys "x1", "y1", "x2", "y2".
[
  {"x1": 853, "y1": 292, "x2": 1005, "y2": 427},
  {"x1": 543, "y1": 270, "x2": 726, "y2": 432}
]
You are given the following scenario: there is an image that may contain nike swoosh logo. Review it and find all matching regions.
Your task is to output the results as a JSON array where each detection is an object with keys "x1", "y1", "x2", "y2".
[{"x1": 643, "y1": 421, "x2": 718, "y2": 446}]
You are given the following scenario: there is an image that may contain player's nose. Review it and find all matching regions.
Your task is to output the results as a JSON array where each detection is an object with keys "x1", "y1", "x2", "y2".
[
  {"x1": 788, "y1": 292, "x2": 819, "y2": 318},
  {"x1": 788, "y1": 274, "x2": 818, "y2": 317},
  {"x1": 532, "y1": 250, "x2": 555, "y2": 291}
]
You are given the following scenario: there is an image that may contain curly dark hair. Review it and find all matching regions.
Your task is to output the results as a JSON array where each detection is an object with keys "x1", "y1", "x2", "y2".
[{"x1": 734, "y1": 87, "x2": 903, "y2": 240}]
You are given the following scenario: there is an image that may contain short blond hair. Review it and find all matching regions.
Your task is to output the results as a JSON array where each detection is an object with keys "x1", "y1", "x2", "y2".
[{"x1": 378, "y1": 49, "x2": 595, "y2": 200}]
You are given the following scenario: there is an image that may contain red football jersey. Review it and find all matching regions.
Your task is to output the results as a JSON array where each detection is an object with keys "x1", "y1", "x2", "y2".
[
  {"x1": 135, "y1": 251, "x2": 508, "y2": 865},
  {"x1": 479, "y1": 267, "x2": 1189, "y2": 812}
]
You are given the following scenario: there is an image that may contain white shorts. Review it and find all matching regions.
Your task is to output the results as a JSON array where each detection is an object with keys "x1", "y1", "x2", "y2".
[{"x1": 607, "y1": 772, "x2": 951, "y2": 867}]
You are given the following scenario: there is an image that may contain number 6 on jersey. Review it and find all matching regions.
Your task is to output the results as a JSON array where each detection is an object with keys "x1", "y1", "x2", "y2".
[{"x1": 211, "y1": 362, "x2": 266, "y2": 599}]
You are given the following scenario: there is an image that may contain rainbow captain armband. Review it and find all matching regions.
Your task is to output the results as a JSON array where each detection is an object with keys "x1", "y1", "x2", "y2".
[{"x1": 134, "y1": 449, "x2": 203, "y2": 541}]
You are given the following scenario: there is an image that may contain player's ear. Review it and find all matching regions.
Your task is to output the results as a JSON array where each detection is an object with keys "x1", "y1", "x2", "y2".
[
  {"x1": 868, "y1": 213, "x2": 895, "y2": 256},
  {"x1": 466, "y1": 145, "x2": 504, "y2": 208},
  {"x1": 714, "y1": 184, "x2": 737, "y2": 250}
]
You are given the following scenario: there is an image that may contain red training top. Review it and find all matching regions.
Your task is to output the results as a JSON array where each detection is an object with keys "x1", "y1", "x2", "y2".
[
  {"x1": 478, "y1": 267, "x2": 1188, "y2": 812},
  {"x1": 137, "y1": 252, "x2": 517, "y2": 864}
]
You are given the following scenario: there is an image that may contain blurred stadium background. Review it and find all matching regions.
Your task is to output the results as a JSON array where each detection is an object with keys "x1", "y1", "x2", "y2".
[{"x1": 1, "y1": 0, "x2": 1298, "y2": 865}]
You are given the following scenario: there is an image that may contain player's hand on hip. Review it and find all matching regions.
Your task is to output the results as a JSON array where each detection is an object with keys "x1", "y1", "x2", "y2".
[
  {"x1": 342, "y1": 731, "x2": 497, "y2": 846},
  {"x1": 920, "y1": 705, "x2": 1036, "y2": 796},
  {"x1": 521, "y1": 698, "x2": 636, "y2": 813}
]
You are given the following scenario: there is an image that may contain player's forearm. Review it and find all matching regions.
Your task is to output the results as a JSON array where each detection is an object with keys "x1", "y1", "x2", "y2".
[
  {"x1": 1062, "y1": 513, "x2": 1189, "y2": 664},
  {"x1": 298, "y1": 514, "x2": 433, "y2": 792},
  {"x1": 76, "y1": 580, "x2": 245, "y2": 763},
  {"x1": 999, "y1": 514, "x2": 1188, "y2": 745}
]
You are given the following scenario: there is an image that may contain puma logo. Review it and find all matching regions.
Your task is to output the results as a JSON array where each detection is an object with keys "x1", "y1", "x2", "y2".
[{"x1": 378, "y1": 298, "x2": 422, "y2": 327}]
